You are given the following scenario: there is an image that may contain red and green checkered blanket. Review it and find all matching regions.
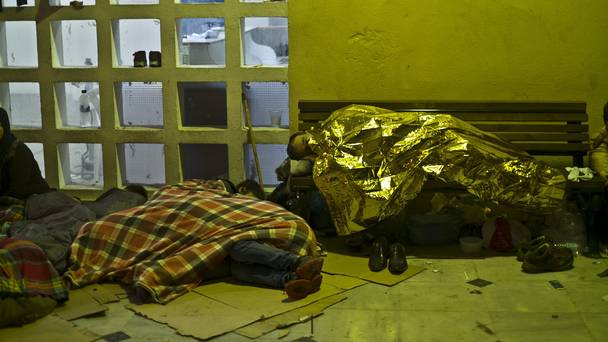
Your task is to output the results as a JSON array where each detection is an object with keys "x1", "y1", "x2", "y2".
[
  {"x1": 0, "y1": 238, "x2": 68, "y2": 301},
  {"x1": 65, "y1": 180, "x2": 317, "y2": 303}
]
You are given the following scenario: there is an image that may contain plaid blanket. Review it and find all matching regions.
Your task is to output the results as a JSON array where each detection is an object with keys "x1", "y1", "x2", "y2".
[
  {"x1": 0, "y1": 238, "x2": 68, "y2": 301},
  {"x1": 0, "y1": 196, "x2": 25, "y2": 237},
  {"x1": 65, "y1": 180, "x2": 317, "y2": 304}
]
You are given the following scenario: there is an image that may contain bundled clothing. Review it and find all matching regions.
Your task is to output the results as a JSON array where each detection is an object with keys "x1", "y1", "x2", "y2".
[
  {"x1": 0, "y1": 238, "x2": 67, "y2": 301},
  {"x1": 5, "y1": 191, "x2": 96, "y2": 273},
  {"x1": 0, "y1": 108, "x2": 50, "y2": 200},
  {"x1": 0, "y1": 238, "x2": 67, "y2": 327},
  {"x1": 65, "y1": 180, "x2": 317, "y2": 304}
]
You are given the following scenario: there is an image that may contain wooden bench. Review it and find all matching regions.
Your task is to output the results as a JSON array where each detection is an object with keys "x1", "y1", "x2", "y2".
[{"x1": 291, "y1": 100, "x2": 606, "y2": 254}]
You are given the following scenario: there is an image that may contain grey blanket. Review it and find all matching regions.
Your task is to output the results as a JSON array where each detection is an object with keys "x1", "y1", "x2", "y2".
[{"x1": 7, "y1": 189, "x2": 146, "y2": 273}]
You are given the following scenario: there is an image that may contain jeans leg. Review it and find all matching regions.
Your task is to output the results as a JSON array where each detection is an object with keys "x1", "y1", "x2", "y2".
[
  {"x1": 230, "y1": 240, "x2": 298, "y2": 271},
  {"x1": 231, "y1": 262, "x2": 294, "y2": 288}
]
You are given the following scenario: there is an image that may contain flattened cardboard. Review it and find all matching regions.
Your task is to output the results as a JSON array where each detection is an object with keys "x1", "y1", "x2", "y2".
[
  {"x1": 236, "y1": 293, "x2": 347, "y2": 339},
  {"x1": 54, "y1": 289, "x2": 108, "y2": 321},
  {"x1": 193, "y1": 274, "x2": 350, "y2": 318},
  {"x1": 0, "y1": 314, "x2": 98, "y2": 342},
  {"x1": 126, "y1": 291, "x2": 259, "y2": 341},
  {"x1": 323, "y1": 251, "x2": 425, "y2": 285},
  {"x1": 83, "y1": 284, "x2": 121, "y2": 304}
]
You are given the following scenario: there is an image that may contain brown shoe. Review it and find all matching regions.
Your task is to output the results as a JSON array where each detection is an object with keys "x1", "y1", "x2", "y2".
[
  {"x1": 284, "y1": 274, "x2": 323, "y2": 300},
  {"x1": 294, "y1": 256, "x2": 323, "y2": 280}
]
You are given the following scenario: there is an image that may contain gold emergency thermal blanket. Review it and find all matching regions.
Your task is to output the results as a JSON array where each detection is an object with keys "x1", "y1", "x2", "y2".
[{"x1": 307, "y1": 105, "x2": 566, "y2": 235}]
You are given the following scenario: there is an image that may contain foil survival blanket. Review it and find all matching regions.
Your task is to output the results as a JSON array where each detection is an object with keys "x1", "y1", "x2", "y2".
[{"x1": 307, "y1": 105, "x2": 566, "y2": 235}]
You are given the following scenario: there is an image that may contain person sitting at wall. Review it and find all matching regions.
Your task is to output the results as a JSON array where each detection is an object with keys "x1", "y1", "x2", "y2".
[{"x1": 0, "y1": 107, "x2": 50, "y2": 200}]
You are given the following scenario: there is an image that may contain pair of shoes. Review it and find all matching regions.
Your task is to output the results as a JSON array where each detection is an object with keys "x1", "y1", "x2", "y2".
[
  {"x1": 284, "y1": 255, "x2": 324, "y2": 300},
  {"x1": 368, "y1": 237, "x2": 408, "y2": 274},
  {"x1": 388, "y1": 242, "x2": 408, "y2": 274},
  {"x1": 133, "y1": 50, "x2": 162, "y2": 67},
  {"x1": 294, "y1": 256, "x2": 324, "y2": 280},
  {"x1": 517, "y1": 235, "x2": 548, "y2": 261},
  {"x1": 284, "y1": 274, "x2": 323, "y2": 300},
  {"x1": 522, "y1": 243, "x2": 574, "y2": 273},
  {"x1": 368, "y1": 236, "x2": 389, "y2": 272}
]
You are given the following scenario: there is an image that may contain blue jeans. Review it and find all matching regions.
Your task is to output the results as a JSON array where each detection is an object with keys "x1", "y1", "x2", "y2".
[{"x1": 229, "y1": 240, "x2": 298, "y2": 288}]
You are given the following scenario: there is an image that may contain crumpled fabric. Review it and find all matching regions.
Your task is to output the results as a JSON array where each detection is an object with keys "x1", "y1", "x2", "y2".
[
  {"x1": 307, "y1": 105, "x2": 566, "y2": 235},
  {"x1": 565, "y1": 167, "x2": 595, "y2": 182}
]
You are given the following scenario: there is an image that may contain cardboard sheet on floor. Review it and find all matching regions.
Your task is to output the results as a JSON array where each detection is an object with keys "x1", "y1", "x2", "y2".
[
  {"x1": 193, "y1": 273, "x2": 363, "y2": 318},
  {"x1": 83, "y1": 284, "x2": 123, "y2": 304},
  {"x1": 236, "y1": 293, "x2": 348, "y2": 339},
  {"x1": 126, "y1": 291, "x2": 259, "y2": 341},
  {"x1": 0, "y1": 314, "x2": 98, "y2": 342},
  {"x1": 323, "y1": 251, "x2": 425, "y2": 286},
  {"x1": 54, "y1": 288, "x2": 108, "y2": 321}
]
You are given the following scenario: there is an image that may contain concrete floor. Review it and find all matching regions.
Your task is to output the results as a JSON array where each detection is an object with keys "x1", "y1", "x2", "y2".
[{"x1": 68, "y1": 249, "x2": 608, "y2": 342}]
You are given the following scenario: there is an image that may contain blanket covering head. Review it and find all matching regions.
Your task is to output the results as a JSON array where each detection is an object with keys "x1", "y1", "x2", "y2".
[{"x1": 307, "y1": 105, "x2": 566, "y2": 235}]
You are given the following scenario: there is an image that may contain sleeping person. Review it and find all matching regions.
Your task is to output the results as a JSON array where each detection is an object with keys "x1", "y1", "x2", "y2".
[{"x1": 65, "y1": 179, "x2": 322, "y2": 303}]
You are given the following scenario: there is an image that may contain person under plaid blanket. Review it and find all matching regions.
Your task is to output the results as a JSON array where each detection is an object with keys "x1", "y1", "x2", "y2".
[{"x1": 65, "y1": 179, "x2": 322, "y2": 303}]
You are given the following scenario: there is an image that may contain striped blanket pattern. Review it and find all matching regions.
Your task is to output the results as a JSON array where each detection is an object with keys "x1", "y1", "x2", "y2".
[
  {"x1": 0, "y1": 238, "x2": 68, "y2": 301},
  {"x1": 65, "y1": 180, "x2": 317, "y2": 303}
]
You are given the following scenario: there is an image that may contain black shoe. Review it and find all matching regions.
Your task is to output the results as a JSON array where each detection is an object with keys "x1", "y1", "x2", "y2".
[
  {"x1": 133, "y1": 51, "x2": 147, "y2": 67},
  {"x1": 368, "y1": 237, "x2": 389, "y2": 272},
  {"x1": 149, "y1": 51, "x2": 162, "y2": 67},
  {"x1": 388, "y1": 242, "x2": 408, "y2": 274}
]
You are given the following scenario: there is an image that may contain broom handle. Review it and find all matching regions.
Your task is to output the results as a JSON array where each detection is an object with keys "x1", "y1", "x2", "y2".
[{"x1": 242, "y1": 93, "x2": 264, "y2": 186}]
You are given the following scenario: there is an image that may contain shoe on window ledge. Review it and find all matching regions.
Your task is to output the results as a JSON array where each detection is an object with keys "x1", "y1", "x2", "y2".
[
  {"x1": 133, "y1": 51, "x2": 147, "y2": 67},
  {"x1": 149, "y1": 51, "x2": 162, "y2": 67}
]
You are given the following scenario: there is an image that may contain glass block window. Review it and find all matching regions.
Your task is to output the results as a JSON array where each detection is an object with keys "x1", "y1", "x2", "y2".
[
  {"x1": 118, "y1": 143, "x2": 165, "y2": 186},
  {"x1": 49, "y1": 0, "x2": 95, "y2": 8},
  {"x1": 242, "y1": 81, "x2": 288, "y2": 128},
  {"x1": 180, "y1": 143, "x2": 228, "y2": 181},
  {"x1": 0, "y1": 21, "x2": 38, "y2": 68},
  {"x1": 1, "y1": 0, "x2": 36, "y2": 7},
  {"x1": 54, "y1": 82, "x2": 100, "y2": 128},
  {"x1": 24, "y1": 143, "x2": 45, "y2": 178},
  {"x1": 0, "y1": 82, "x2": 42, "y2": 128},
  {"x1": 113, "y1": 0, "x2": 159, "y2": 5},
  {"x1": 112, "y1": 19, "x2": 161, "y2": 67},
  {"x1": 51, "y1": 20, "x2": 98, "y2": 68},
  {"x1": 177, "y1": 18, "x2": 225, "y2": 66},
  {"x1": 178, "y1": 82, "x2": 227, "y2": 128},
  {"x1": 59, "y1": 143, "x2": 104, "y2": 188},
  {"x1": 179, "y1": 0, "x2": 223, "y2": 4},
  {"x1": 242, "y1": 17, "x2": 288, "y2": 66},
  {"x1": 116, "y1": 82, "x2": 163, "y2": 128},
  {"x1": 244, "y1": 143, "x2": 286, "y2": 186}
]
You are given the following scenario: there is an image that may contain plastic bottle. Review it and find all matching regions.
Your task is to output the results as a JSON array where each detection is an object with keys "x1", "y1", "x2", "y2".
[
  {"x1": 79, "y1": 89, "x2": 91, "y2": 127},
  {"x1": 79, "y1": 90, "x2": 90, "y2": 113}
]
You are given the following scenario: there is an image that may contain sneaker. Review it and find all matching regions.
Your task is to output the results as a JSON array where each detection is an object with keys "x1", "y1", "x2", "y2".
[
  {"x1": 517, "y1": 235, "x2": 548, "y2": 261},
  {"x1": 284, "y1": 274, "x2": 323, "y2": 300},
  {"x1": 522, "y1": 243, "x2": 574, "y2": 273},
  {"x1": 294, "y1": 256, "x2": 324, "y2": 280}
]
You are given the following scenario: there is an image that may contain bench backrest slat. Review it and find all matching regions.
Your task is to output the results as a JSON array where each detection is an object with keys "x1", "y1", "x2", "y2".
[{"x1": 298, "y1": 101, "x2": 589, "y2": 166}]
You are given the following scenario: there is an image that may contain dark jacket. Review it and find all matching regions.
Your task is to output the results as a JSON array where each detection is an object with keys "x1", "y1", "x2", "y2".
[{"x1": 0, "y1": 107, "x2": 50, "y2": 199}]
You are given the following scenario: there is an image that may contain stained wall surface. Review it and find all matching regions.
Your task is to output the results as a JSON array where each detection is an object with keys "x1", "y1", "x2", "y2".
[{"x1": 289, "y1": 0, "x2": 608, "y2": 132}]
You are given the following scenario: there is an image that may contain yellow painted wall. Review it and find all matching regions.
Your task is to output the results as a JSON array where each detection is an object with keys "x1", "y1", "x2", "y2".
[{"x1": 289, "y1": 0, "x2": 608, "y2": 132}]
